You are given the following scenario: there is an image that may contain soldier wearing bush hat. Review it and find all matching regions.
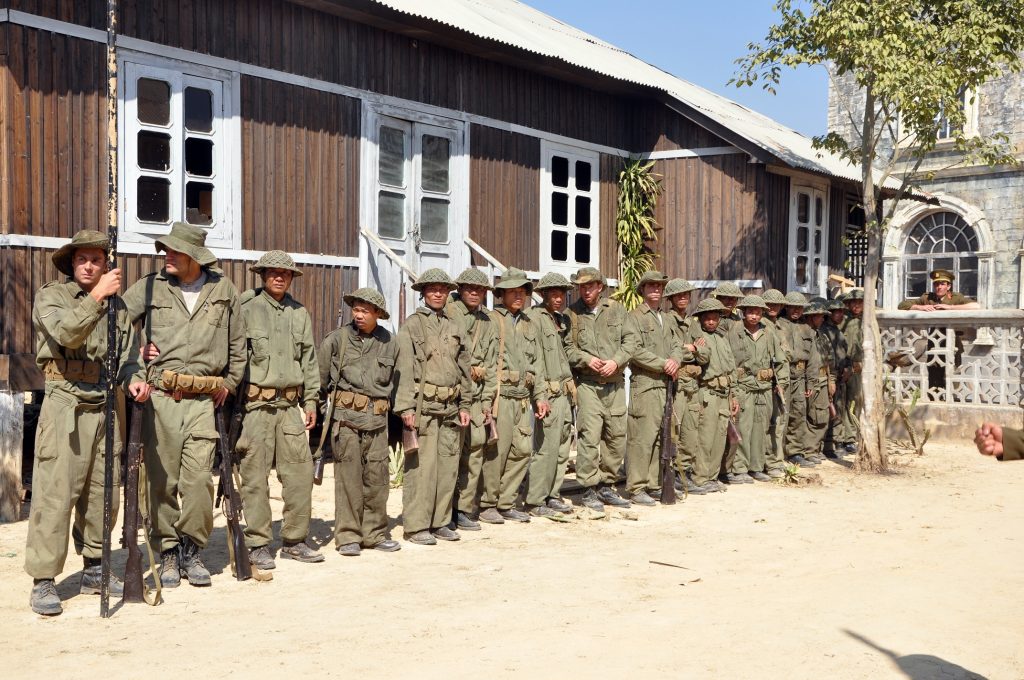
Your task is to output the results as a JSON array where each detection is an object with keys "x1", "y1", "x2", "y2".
[{"x1": 319, "y1": 287, "x2": 400, "y2": 556}]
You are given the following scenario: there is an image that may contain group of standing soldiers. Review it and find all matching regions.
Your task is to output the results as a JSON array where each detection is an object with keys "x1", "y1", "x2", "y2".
[{"x1": 25, "y1": 222, "x2": 868, "y2": 616}]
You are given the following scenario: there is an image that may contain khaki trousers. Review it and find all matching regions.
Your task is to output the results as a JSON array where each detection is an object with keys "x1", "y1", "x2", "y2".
[
  {"x1": 332, "y1": 423, "x2": 389, "y2": 547},
  {"x1": 626, "y1": 384, "x2": 666, "y2": 495},
  {"x1": 784, "y1": 370, "x2": 809, "y2": 460},
  {"x1": 237, "y1": 405, "x2": 313, "y2": 548},
  {"x1": 480, "y1": 397, "x2": 533, "y2": 511},
  {"x1": 402, "y1": 412, "x2": 462, "y2": 535},
  {"x1": 766, "y1": 390, "x2": 785, "y2": 471},
  {"x1": 144, "y1": 392, "x2": 216, "y2": 551},
  {"x1": 574, "y1": 380, "x2": 626, "y2": 489},
  {"x1": 455, "y1": 400, "x2": 489, "y2": 516},
  {"x1": 24, "y1": 389, "x2": 121, "y2": 579},
  {"x1": 526, "y1": 393, "x2": 571, "y2": 506},
  {"x1": 690, "y1": 389, "x2": 730, "y2": 487},
  {"x1": 732, "y1": 389, "x2": 770, "y2": 474}
]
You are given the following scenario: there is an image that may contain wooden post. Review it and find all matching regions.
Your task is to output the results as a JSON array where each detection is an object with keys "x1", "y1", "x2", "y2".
[{"x1": 0, "y1": 389, "x2": 25, "y2": 523}]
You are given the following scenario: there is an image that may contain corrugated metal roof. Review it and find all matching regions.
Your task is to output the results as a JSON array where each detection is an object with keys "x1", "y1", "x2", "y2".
[{"x1": 368, "y1": 0, "x2": 891, "y2": 188}]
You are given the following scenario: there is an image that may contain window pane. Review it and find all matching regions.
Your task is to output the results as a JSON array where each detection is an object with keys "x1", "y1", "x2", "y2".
[
  {"x1": 138, "y1": 78, "x2": 170, "y2": 126},
  {"x1": 421, "y1": 135, "x2": 450, "y2": 193},
  {"x1": 575, "y1": 196, "x2": 591, "y2": 229},
  {"x1": 797, "y1": 226, "x2": 808, "y2": 252},
  {"x1": 550, "y1": 230, "x2": 568, "y2": 262},
  {"x1": 184, "y1": 87, "x2": 214, "y2": 133},
  {"x1": 420, "y1": 198, "x2": 449, "y2": 243},
  {"x1": 959, "y1": 271, "x2": 978, "y2": 297},
  {"x1": 551, "y1": 156, "x2": 569, "y2": 188},
  {"x1": 137, "y1": 131, "x2": 171, "y2": 171},
  {"x1": 551, "y1": 192, "x2": 568, "y2": 226},
  {"x1": 185, "y1": 181, "x2": 214, "y2": 225},
  {"x1": 909, "y1": 258, "x2": 928, "y2": 273},
  {"x1": 185, "y1": 138, "x2": 214, "y2": 177},
  {"x1": 137, "y1": 177, "x2": 170, "y2": 222},
  {"x1": 933, "y1": 257, "x2": 955, "y2": 271},
  {"x1": 377, "y1": 191, "x2": 405, "y2": 239},
  {"x1": 574, "y1": 233, "x2": 591, "y2": 264},
  {"x1": 907, "y1": 274, "x2": 928, "y2": 297},
  {"x1": 797, "y1": 193, "x2": 810, "y2": 223},
  {"x1": 814, "y1": 229, "x2": 822, "y2": 254},
  {"x1": 379, "y1": 127, "x2": 406, "y2": 188},
  {"x1": 795, "y1": 256, "x2": 807, "y2": 285},
  {"x1": 575, "y1": 161, "x2": 592, "y2": 192},
  {"x1": 815, "y1": 196, "x2": 823, "y2": 227}
]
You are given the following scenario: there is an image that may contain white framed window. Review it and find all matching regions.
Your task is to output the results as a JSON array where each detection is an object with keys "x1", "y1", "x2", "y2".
[
  {"x1": 786, "y1": 184, "x2": 829, "y2": 296},
  {"x1": 540, "y1": 140, "x2": 599, "y2": 277},
  {"x1": 118, "y1": 54, "x2": 241, "y2": 249},
  {"x1": 936, "y1": 88, "x2": 979, "y2": 140},
  {"x1": 903, "y1": 211, "x2": 979, "y2": 299}
]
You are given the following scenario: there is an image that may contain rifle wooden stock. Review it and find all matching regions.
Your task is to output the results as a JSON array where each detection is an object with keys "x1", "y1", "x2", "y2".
[
  {"x1": 659, "y1": 379, "x2": 677, "y2": 505},
  {"x1": 121, "y1": 400, "x2": 146, "y2": 603},
  {"x1": 215, "y1": 407, "x2": 252, "y2": 582},
  {"x1": 313, "y1": 450, "x2": 331, "y2": 486},
  {"x1": 402, "y1": 425, "x2": 420, "y2": 455},
  {"x1": 726, "y1": 417, "x2": 742, "y2": 462}
]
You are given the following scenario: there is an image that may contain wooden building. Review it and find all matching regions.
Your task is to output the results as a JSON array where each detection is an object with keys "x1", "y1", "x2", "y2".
[{"x1": 0, "y1": 0, "x2": 871, "y2": 507}]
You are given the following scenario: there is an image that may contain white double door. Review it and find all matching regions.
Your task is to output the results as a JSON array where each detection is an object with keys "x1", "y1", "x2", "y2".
[{"x1": 360, "y1": 108, "x2": 468, "y2": 327}]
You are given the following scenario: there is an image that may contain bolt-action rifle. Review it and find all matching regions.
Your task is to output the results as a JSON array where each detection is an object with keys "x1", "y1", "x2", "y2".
[{"x1": 215, "y1": 383, "x2": 252, "y2": 581}]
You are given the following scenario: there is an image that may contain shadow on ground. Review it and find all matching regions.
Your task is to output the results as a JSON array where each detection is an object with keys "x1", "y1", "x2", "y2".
[{"x1": 845, "y1": 629, "x2": 989, "y2": 680}]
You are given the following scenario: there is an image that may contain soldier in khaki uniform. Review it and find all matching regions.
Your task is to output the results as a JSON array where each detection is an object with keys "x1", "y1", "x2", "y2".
[
  {"x1": 821, "y1": 298, "x2": 851, "y2": 457},
  {"x1": 665, "y1": 278, "x2": 708, "y2": 495},
  {"x1": 236, "y1": 251, "x2": 322, "y2": 570},
  {"x1": 802, "y1": 303, "x2": 836, "y2": 462},
  {"x1": 525, "y1": 273, "x2": 575, "y2": 518},
  {"x1": 566, "y1": 267, "x2": 637, "y2": 511},
  {"x1": 711, "y1": 282, "x2": 744, "y2": 332},
  {"x1": 898, "y1": 269, "x2": 979, "y2": 311},
  {"x1": 727, "y1": 295, "x2": 788, "y2": 483},
  {"x1": 124, "y1": 222, "x2": 246, "y2": 587},
  {"x1": 624, "y1": 271, "x2": 682, "y2": 505},
  {"x1": 687, "y1": 298, "x2": 739, "y2": 493},
  {"x1": 448, "y1": 268, "x2": 498, "y2": 532},
  {"x1": 841, "y1": 289, "x2": 865, "y2": 452},
  {"x1": 761, "y1": 289, "x2": 790, "y2": 477},
  {"x1": 778, "y1": 292, "x2": 818, "y2": 468},
  {"x1": 25, "y1": 231, "x2": 144, "y2": 616},
  {"x1": 479, "y1": 268, "x2": 550, "y2": 524},
  {"x1": 394, "y1": 269, "x2": 473, "y2": 545},
  {"x1": 319, "y1": 288, "x2": 399, "y2": 556}
]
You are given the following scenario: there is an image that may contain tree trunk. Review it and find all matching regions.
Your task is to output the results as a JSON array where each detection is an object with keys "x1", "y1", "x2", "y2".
[{"x1": 0, "y1": 390, "x2": 25, "y2": 522}]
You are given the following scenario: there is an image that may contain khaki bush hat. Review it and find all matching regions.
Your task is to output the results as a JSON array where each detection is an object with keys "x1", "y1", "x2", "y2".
[
  {"x1": 571, "y1": 267, "x2": 606, "y2": 286},
  {"x1": 412, "y1": 268, "x2": 457, "y2": 292},
  {"x1": 52, "y1": 230, "x2": 110, "y2": 277},
  {"x1": 155, "y1": 222, "x2": 217, "y2": 267},
  {"x1": 344, "y1": 287, "x2": 389, "y2": 320},
  {"x1": 250, "y1": 250, "x2": 303, "y2": 276},
  {"x1": 712, "y1": 282, "x2": 743, "y2": 299},
  {"x1": 694, "y1": 298, "x2": 726, "y2": 315},
  {"x1": 664, "y1": 278, "x2": 695, "y2": 298},
  {"x1": 784, "y1": 291, "x2": 808, "y2": 307},
  {"x1": 737, "y1": 295, "x2": 768, "y2": 310},
  {"x1": 495, "y1": 267, "x2": 533, "y2": 293},
  {"x1": 762, "y1": 289, "x2": 787, "y2": 305},
  {"x1": 635, "y1": 270, "x2": 669, "y2": 293},
  {"x1": 454, "y1": 268, "x2": 493, "y2": 289},
  {"x1": 535, "y1": 272, "x2": 572, "y2": 291}
]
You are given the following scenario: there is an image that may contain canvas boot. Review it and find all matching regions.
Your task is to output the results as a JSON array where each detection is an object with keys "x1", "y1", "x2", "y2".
[
  {"x1": 159, "y1": 548, "x2": 181, "y2": 588},
  {"x1": 580, "y1": 487, "x2": 604, "y2": 511},
  {"x1": 281, "y1": 541, "x2": 325, "y2": 563},
  {"x1": 80, "y1": 557, "x2": 124, "y2": 596},
  {"x1": 29, "y1": 579, "x2": 62, "y2": 616},
  {"x1": 179, "y1": 537, "x2": 212, "y2": 587},
  {"x1": 249, "y1": 545, "x2": 277, "y2": 570}
]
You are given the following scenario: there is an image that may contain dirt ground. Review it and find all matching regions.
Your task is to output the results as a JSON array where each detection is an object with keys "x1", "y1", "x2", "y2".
[{"x1": 1, "y1": 442, "x2": 1021, "y2": 680}]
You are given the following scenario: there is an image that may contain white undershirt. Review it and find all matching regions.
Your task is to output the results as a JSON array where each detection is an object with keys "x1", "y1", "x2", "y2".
[{"x1": 179, "y1": 272, "x2": 207, "y2": 314}]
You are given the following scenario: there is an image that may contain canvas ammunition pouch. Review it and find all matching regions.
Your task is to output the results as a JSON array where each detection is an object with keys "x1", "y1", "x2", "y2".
[
  {"x1": 333, "y1": 389, "x2": 389, "y2": 415},
  {"x1": 470, "y1": 365, "x2": 487, "y2": 382},
  {"x1": 420, "y1": 383, "x2": 461, "y2": 404},
  {"x1": 547, "y1": 378, "x2": 577, "y2": 400},
  {"x1": 247, "y1": 384, "x2": 302, "y2": 403},
  {"x1": 792, "y1": 360, "x2": 807, "y2": 373},
  {"x1": 852, "y1": 362, "x2": 863, "y2": 373},
  {"x1": 700, "y1": 375, "x2": 732, "y2": 392},
  {"x1": 680, "y1": 364, "x2": 703, "y2": 379},
  {"x1": 499, "y1": 370, "x2": 535, "y2": 388},
  {"x1": 43, "y1": 359, "x2": 102, "y2": 384},
  {"x1": 159, "y1": 370, "x2": 224, "y2": 400}
]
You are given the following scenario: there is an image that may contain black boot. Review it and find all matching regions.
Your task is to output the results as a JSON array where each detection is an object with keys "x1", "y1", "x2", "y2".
[
  {"x1": 159, "y1": 548, "x2": 181, "y2": 588},
  {"x1": 80, "y1": 557, "x2": 124, "y2": 596},
  {"x1": 29, "y1": 578, "x2": 62, "y2": 616},
  {"x1": 179, "y1": 537, "x2": 212, "y2": 587}
]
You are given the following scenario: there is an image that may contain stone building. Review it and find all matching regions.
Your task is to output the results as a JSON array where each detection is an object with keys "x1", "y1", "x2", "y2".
[{"x1": 828, "y1": 67, "x2": 1024, "y2": 310}]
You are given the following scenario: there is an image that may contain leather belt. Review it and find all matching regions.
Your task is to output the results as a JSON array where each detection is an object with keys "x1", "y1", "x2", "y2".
[{"x1": 247, "y1": 384, "x2": 302, "y2": 403}]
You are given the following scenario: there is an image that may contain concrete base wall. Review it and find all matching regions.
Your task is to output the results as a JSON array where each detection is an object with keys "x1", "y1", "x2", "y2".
[{"x1": 887, "y1": 403, "x2": 1024, "y2": 443}]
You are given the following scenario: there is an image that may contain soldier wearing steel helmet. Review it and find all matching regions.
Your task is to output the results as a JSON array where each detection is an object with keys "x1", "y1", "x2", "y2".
[
  {"x1": 525, "y1": 272, "x2": 575, "y2": 517},
  {"x1": 236, "y1": 251, "x2": 323, "y2": 568},
  {"x1": 761, "y1": 288, "x2": 791, "y2": 476},
  {"x1": 393, "y1": 268, "x2": 473, "y2": 545},
  {"x1": 802, "y1": 302, "x2": 836, "y2": 462},
  {"x1": 778, "y1": 291, "x2": 818, "y2": 467},
  {"x1": 319, "y1": 287, "x2": 400, "y2": 556},
  {"x1": 664, "y1": 278, "x2": 708, "y2": 494},
  {"x1": 711, "y1": 282, "x2": 744, "y2": 332},
  {"x1": 841, "y1": 289, "x2": 865, "y2": 453},
  {"x1": 821, "y1": 298, "x2": 852, "y2": 457},
  {"x1": 447, "y1": 268, "x2": 498, "y2": 531}
]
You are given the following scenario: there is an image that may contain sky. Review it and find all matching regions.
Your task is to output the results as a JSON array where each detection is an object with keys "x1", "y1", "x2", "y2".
[{"x1": 524, "y1": 0, "x2": 828, "y2": 138}]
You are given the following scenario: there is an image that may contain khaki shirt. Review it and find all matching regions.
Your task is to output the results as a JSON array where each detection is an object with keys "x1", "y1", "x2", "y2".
[
  {"x1": 668, "y1": 310, "x2": 705, "y2": 395},
  {"x1": 778, "y1": 317, "x2": 813, "y2": 367},
  {"x1": 625, "y1": 305, "x2": 682, "y2": 391},
  {"x1": 897, "y1": 291, "x2": 974, "y2": 310},
  {"x1": 807, "y1": 326, "x2": 833, "y2": 390},
  {"x1": 240, "y1": 288, "x2": 320, "y2": 413},
  {"x1": 393, "y1": 307, "x2": 473, "y2": 416},
  {"x1": 446, "y1": 297, "x2": 498, "y2": 406},
  {"x1": 527, "y1": 305, "x2": 573, "y2": 390},
  {"x1": 319, "y1": 323, "x2": 395, "y2": 431},
  {"x1": 122, "y1": 269, "x2": 245, "y2": 391},
  {"x1": 33, "y1": 280, "x2": 140, "y2": 404},
  {"x1": 698, "y1": 327, "x2": 737, "y2": 387},
  {"x1": 491, "y1": 306, "x2": 547, "y2": 402},
  {"x1": 820, "y1": 320, "x2": 849, "y2": 375},
  {"x1": 566, "y1": 297, "x2": 636, "y2": 381},
  {"x1": 727, "y1": 321, "x2": 789, "y2": 395},
  {"x1": 841, "y1": 315, "x2": 863, "y2": 364}
]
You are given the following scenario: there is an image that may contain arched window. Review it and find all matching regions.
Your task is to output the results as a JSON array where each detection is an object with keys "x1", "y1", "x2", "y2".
[{"x1": 903, "y1": 211, "x2": 979, "y2": 299}]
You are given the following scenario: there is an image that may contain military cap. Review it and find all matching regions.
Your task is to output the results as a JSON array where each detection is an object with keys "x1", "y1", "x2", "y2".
[
  {"x1": 343, "y1": 287, "x2": 389, "y2": 320},
  {"x1": 844, "y1": 288, "x2": 865, "y2": 301},
  {"x1": 571, "y1": 267, "x2": 606, "y2": 286},
  {"x1": 737, "y1": 294, "x2": 768, "y2": 310},
  {"x1": 250, "y1": 250, "x2": 303, "y2": 277},
  {"x1": 712, "y1": 282, "x2": 743, "y2": 299},
  {"x1": 664, "y1": 278, "x2": 695, "y2": 298},
  {"x1": 635, "y1": 270, "x2": 669, "y2": 293},
  {"x1": 411, "y1": 268, "x2": 457, "y2": 292},
  {"x1": 930, "y1": 269, "x2": 955, "y2": 284},
  {"x1": 762, "y1": 288, "x2": 787, "y2": 305},
  {"x1": 803, "y1": 302, "x2": 827, "y2": 316},
  {"x1": 694, "y1": 298, "x2": 726, "y2": 315},
  {"x1": 454, "y1": 267, "x2": 493, "y2": 289},
  {"x1": 155, "y1": 221, "x2": 217, "y2": 267},
  {"x1": 535, "y1": 272, "x2": 572, "y2": 291},
  {"x1": 784, "y1": 291, "x2": 808, "y2": 307},
  {"x1": 52, "y1": 230, "x2": 110, "y2": 277},
  {"x1": 495, "y1": 267, "x2": 533, "y2": 292}
]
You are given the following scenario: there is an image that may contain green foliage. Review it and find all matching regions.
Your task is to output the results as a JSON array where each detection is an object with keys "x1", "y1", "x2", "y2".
[
  {"x1": 613, "y1": 158, "x2": 663, "y2": 310},
  {"x1": 389, "y1": 443, "x2": 404, "y2": 488}
]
